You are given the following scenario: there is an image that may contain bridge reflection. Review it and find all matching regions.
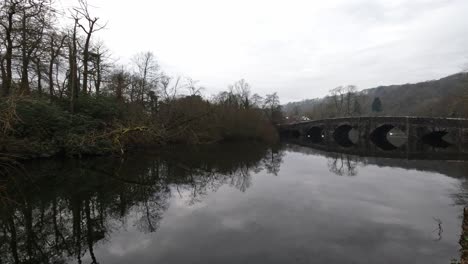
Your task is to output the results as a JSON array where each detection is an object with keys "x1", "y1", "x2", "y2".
[
  {"x1": 285, "y1": 136, "x2": 468, "y2": 264},
  {"x1": 283, "y1": 141, "x2": 468, "y2": 182},
  {"x1": 284, "y1": 136, "x2": 468, "y2": 162}
]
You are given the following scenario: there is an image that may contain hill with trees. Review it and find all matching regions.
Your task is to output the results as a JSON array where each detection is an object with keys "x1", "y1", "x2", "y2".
[{"x1": 283, "y1": 72, "x2": 468, "y2": 120}]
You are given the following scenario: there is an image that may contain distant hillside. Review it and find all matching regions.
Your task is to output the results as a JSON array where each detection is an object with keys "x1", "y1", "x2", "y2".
[{"x1": 283, "y1": 72, "x2": 468, "y2": 119}]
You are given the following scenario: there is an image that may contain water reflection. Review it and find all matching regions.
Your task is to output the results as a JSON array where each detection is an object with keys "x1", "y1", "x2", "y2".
[
  {"x1": 285, "y1": 143, "x2": 468, "y2": 179},
  {"x1": 0, "y1": 142, "x2": 467, "y2": 264},
  {"x1": 327, "y1": 152, "x2": 359, "y2": 176},
  {"x1": 0, "y1": 143, "x2": 284, "y2": 264}
]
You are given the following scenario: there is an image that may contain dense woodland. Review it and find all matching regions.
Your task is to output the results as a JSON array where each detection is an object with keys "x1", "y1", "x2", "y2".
[
  {"x1": 284, "y1": 72, "x2": 468, "y2": 121},
  {"x1": 0, "y1": 0, "x2": 282, "y2": 159}
]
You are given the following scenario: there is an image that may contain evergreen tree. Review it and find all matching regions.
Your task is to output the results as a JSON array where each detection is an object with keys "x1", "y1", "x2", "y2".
[{"x1": 372, "y1": 97, "x2": 382, "y2": 113}]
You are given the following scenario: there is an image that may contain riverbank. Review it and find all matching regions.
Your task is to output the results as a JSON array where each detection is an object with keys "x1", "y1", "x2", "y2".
[
  {"x1": 0, "y1": 95, "x2": 279, "y2": 160},
  {"x1": 461, "y1": 208, "x2": 468, "y2": 264}
]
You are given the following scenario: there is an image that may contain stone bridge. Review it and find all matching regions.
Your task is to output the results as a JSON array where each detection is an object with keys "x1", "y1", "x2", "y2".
[{"x1": 278, "y1": 116, "x2": 468, "y2": 155}]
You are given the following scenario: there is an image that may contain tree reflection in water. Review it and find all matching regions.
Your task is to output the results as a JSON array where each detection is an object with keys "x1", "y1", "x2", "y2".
[
  {"x1": 4, "y1": 142, "x2": 468, "y2": 264},
  {"x1": 327, "y1": 152, "x2": 360, "y2": 177},
  {"x1": 0, "y1": 143, "x2": 285, "y2": 264}
]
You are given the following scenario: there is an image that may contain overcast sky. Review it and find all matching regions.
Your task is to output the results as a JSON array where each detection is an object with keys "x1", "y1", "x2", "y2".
[{"x1": 59, "y1": 0, "x2": 468, "y2": 102}]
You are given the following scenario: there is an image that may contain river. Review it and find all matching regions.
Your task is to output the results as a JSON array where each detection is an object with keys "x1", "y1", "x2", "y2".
[{"x1": 0, "y1": 142, "x2": 467, "y2": 263}]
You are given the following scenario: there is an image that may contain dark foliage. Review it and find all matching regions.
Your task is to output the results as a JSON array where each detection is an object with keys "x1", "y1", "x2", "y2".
[{"x1": 371, "y1": 97, "x2": 382, "y2": 113}]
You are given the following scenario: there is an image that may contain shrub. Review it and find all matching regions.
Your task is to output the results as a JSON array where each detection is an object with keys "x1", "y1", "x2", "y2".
[
  {"x1": 13, "y1": 98, "x2": 71, "y2": 140},
  {"x1": 75, "y1": 95, "x2": 124, "y2": 122}
]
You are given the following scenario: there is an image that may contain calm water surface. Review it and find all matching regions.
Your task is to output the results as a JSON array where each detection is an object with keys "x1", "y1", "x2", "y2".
[{"x1": 1, "y1": 142, "x2": 468, "y2": 263}]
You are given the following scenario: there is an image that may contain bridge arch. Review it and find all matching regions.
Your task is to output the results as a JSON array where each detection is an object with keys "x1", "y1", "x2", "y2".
[
  {"x1": 306, "y1": 126, "x2": 324, "y2": 143},
  {"x1": 421, "y1": 131, "x2": 451, "y2": 148},
  {"x1": 279, "y1": 116, "x2": 468, "y2": 154},
  {"x1": 370, "y1": 124, "x2": 400, "y2": 150},
  {"x1": 333, "y1": 124, "x2": 355, "y2": 148},
  {"x1": 289, "y1": 130, "x2": 301, "y2": 138}
]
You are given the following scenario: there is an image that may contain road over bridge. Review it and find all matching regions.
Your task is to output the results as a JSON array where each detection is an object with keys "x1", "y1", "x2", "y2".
[{"x1": 278, "y1": 116, "x2": 468, "y2": 156}]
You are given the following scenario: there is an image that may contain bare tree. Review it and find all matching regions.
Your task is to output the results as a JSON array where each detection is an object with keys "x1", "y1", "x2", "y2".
[
  {"x1": 18, "y1": 0, "x2": 51, "y2": 94},
  {"x1": 251, "y1": 93, "x2": 264, "y2": 108},
  {"x1": 0, "y1": 47, "x2": 6, "y2": 95},
  {"x1": 32, "y1": 51, "x2": 46, "y2": 95},
  {"x1": 68, "y1": 17, "x2": 79, "y2": 113},
  {"x1": 46, "y1": 32, "x2": 67, "y2": 99},
  {"x1": 229, "y1": 79, "x2": 251, "y2": 109},
  {"x1": 345, "y1": 85, "x2": 357, "y2": 116},
  {"x1": 73, "y1": 0, "x2": 106, "y2": 95},
  {"x1": 159, "y1": 74, "x2": 181, "y2": 101},
  {"x1": 186, "y1": 77, "x2": 203, "y2": 96},
  {"x1": 329, "y1": 85, "x2": 357, "y2": 117},
  {"x1": 0, "y1": 0, "x2": 19, "y2": 97},
  {"x1": 329, "y1": 86, "x2": 345, "y2": 116},
  {"x1": 263, "y1": 92, "x2": 281, "y2": 122},
  {"x1": 131, "y1": 51, "x2": 160, "y2": 103},
  {"x1": 89, "y1": 41, "x2": 111, "y2": 95}
]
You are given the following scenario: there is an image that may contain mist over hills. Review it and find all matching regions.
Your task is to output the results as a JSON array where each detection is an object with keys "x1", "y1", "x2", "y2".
[{"x1": 283, "y1": 72, "x2": 468, "y2": 119}]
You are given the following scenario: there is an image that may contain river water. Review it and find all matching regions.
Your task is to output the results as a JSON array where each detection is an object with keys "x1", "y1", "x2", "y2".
[{"x1": 1, "y1": 142, "x2": 467, "y2": 264}]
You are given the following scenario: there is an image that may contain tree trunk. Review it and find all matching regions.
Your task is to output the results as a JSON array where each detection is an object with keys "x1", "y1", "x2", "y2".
[
  {"x1": 48, "y1": 40, "x2": 55, "y2": 99},
  {"x1": 36, "y1": 61, "x2": 42, "y2": 95},
  {"x1": 48, "y1": 57, "x2": 54, "y2": 99},
  {"x1": 48, "y1": 35, "x2": 66, "y2": 100},
  {"x1": 20, "y1": 15, "x2": 30, "y2": 95},
  {"x1": 2, "y1": 5, "x2": 15, "y2": 97},
  {"x1": 82, "y1": 46, "x2": 89, "y2": 94},
  {"x1": 0, "y1": 57, "x2": 6, "y2": 96},
  {"x1": 81, "y1": 22, "x2": 95, "y2": 95},
  {"x1": 95, "y1": 55, "x2": 101, "y2": 95},
  {"x1": 69, "y1": 22, "x2": 79, "y2": 113}
]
